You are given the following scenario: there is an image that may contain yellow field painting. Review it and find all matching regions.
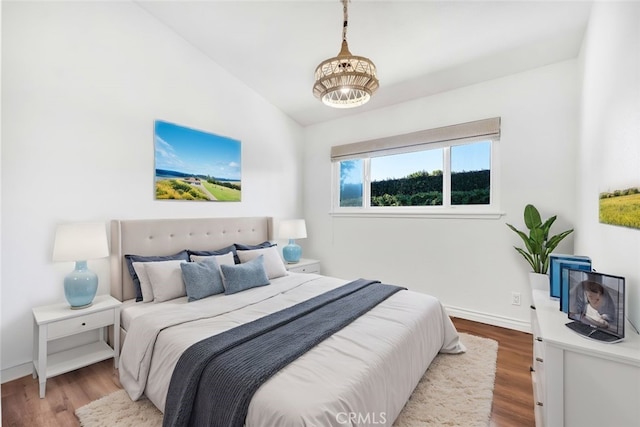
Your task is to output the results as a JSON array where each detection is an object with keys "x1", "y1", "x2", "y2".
[{"x1": 599, "y1": 191, "x2": 640, "y2": 229}]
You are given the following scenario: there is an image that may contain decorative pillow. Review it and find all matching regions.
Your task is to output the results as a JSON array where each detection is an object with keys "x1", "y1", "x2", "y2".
[
  {"x1": 237, "y1": 246, "x2": 287, "y2": 280},
  {"x1": 143, "y1": 260, "x2": 187, "y2": 302},
  {"x1": 188, "y1": 245, "x2": 237, "y2": 262},
  {"x1": 233, "y1": 241, "x2": 274, "y2": 264},
  {"x1": 181, "y1": 258, "x2": 225, "y2": 302},
  {"x1": 220, "y1": 255, "x2": 270, "y2": 295},
  {"x1": 132, "y1": 262, "x2": 154, "y2": 303},
  {"x1": 189, "y1": 251, "x2": 235, "y2": 266},
  {"x1": 234, "y1": 241, "x2": 274, "y2": 251},
  {"x1": 125, "y1": 250, "x2": 190, "y2": 302}
]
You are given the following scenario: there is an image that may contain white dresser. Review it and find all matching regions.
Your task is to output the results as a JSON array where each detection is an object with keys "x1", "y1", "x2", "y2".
[{"x1": 530, "y1": 289, "x2": 640, "y2": 427}]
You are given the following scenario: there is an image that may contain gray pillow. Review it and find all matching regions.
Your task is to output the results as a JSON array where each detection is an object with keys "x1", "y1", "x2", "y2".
[
  {"x1": 180, "y1": 258, "x2": 225, "y2": 302},
  {"x1": 220, "y1": 255, "x2": 270, "y2": 295}
]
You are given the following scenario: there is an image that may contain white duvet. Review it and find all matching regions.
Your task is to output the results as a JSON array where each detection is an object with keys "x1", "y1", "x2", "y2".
[{"x1": 119, "y1": 273, "x2": 464, "y2": 427}]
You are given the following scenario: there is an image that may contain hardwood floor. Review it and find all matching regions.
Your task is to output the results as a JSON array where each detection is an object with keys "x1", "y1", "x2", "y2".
[
  {"x1": 453, "y1": 318, "x2": 535, "y2": 427},
  {"x1": 1, "y1": 317, "x2": 534, "y2": 426}
]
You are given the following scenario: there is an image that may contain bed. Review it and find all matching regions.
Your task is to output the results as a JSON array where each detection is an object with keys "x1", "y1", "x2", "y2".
[{"x1": 111, "y1": 217, "x2": 464, "y2": 426}]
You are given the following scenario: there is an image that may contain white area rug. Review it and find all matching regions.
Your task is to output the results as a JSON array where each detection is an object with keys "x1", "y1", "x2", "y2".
[{"x1": 76, "y1": 333, "x2": 497, "y2": 427}]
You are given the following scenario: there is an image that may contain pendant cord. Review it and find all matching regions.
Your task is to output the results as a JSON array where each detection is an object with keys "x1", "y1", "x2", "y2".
[{"x1": 342, "y1": 0, "x2": 349, "y2": 42}]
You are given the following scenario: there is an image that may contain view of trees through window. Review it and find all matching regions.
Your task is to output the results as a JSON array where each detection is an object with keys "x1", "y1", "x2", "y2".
[
  {"x1": 338, "y1": 140, "x2": 491, "y2": 208},
  {"x1": 451, "y1": 141, "x2": 491, "y2": 205},
  {"x1": 371, "y1": 149, "x2": 444, "y2": 206}
]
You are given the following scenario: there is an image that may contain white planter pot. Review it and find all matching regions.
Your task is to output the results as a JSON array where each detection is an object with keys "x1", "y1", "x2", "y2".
[{"x1": 529, "y1": 272, "x2": 549, "y2": 299}]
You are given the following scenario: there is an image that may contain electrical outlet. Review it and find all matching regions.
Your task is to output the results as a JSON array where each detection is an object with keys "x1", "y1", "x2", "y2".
[{"x1": 511, "y1": 292, "x2": 521, "y2": 306}]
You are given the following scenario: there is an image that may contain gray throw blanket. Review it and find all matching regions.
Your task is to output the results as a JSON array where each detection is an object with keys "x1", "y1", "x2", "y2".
[{"x1": 162, "y1": 278, "x2": 405, "y2": 427}]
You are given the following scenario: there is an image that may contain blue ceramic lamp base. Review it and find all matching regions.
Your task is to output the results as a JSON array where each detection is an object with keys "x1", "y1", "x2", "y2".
[
  {"x1": 282, "y1": 239, "x2": 302, "y2": 264},
  {"x1": 64, "y1": 261, "x2": 98, "y2": 309}
]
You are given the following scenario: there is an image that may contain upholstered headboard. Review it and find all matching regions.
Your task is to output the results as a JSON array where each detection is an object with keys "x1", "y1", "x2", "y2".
[{"x1": 110, "y1": 217, "x2": 272, "y2": 301}]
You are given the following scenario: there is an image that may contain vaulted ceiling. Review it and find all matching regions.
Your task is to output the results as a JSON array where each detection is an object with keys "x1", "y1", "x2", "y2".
[{"x1": 136, "y1": 0, "x2": 593, "y2": 126}]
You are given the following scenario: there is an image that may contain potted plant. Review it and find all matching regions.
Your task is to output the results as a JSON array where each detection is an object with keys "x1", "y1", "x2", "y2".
[{"x1": 507, "y1": 204, "x2": 574, "y2": 291}]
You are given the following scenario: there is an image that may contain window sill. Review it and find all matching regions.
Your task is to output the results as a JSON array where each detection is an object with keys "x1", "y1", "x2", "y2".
[{"x1": 329, "y1": 209, "x2": 505, "y2": 220}]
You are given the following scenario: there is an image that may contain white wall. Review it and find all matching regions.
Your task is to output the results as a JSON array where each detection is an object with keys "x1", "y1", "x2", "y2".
[
  {"x1": 577, "y1": 2, "x2": 640, "y2": 330},
  {"x1": 1, "y1": 1, "x2": 303, "y2": 380},
  {"x1": 7, "y1": 0, "x2": 637, "y2": 388},
  {"x1": 303, "y1": 60, "x2": 579, "y2": 329}
]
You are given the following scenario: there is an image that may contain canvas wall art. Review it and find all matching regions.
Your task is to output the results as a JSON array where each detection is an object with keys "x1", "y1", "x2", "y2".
[
  {"x1": 154, "y1": 120, "x2": 241, "y2": 202},
  {"x1": 599, "y1": 186, "x2": 640, "y2": 229}
]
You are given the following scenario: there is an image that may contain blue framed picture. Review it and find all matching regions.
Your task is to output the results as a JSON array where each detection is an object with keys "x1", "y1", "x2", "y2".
[
  {"x1": 550, "y1": 254, "x2": 591, "y2": 300},
  {"x1": 554, "y1": 255, "x2": 592, "y2": 313},
  {"x1": 154, "y1": 120, "x2": 241, "y2": 202}
]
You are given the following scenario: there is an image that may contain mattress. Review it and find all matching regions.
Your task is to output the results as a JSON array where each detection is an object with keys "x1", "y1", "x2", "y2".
[{"x1": 119, "y1": 273, "x2": 464, "y2": 426}]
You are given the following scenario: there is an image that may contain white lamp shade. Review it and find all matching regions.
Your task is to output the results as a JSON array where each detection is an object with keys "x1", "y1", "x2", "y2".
[
  {"x1": 52, "y1": 222, "x2": 109, "y2": 262},
  {"x1": 278, "y1": 219, "x2": 307, "y2": 240}
]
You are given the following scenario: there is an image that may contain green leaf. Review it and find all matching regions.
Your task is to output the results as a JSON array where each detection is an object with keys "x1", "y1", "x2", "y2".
[
  {"x1": 540, "y1": 215, "x2": 557, "y2": 240},
  {"x1": 506, "y1": 224, "x2": 535, "y2": 254},
  {"x1": 529, "y1": 228, "x2": 545, "y2": 252},
  {"x1": 514, "y1": 247, "x2": 536, "y2": 271},
  {"x1": 541, "y1": 215, "x2": 556, "y2": 230},
  {"x1": 546, "y1": 229, "x2": 574, "y2": 252},
  {"x1": 524, "y1": 204, "x2": 542, "y2": 230}
]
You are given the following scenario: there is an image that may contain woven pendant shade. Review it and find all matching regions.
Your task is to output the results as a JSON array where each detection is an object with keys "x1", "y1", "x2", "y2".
[{"x1": 313, "y1": 0, "x2": 379, "y2": 108}]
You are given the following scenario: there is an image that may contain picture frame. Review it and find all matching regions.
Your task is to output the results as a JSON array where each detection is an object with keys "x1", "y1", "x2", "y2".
[
  {"x1": 599, "y1": 186, "x2": 640, "y2": 229},
  {"x1": 154, "y1": 120, "x2": 241, "y2": 202}
]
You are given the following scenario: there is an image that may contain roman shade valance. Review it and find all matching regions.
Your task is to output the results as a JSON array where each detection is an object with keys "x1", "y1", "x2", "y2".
[{"x1": 330, "y1": 117, "x2": 501, "y2": 161}]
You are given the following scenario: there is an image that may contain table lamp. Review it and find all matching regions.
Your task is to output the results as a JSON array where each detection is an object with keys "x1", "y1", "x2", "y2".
[
  {"x1": 278, "y1": 219, "x2": 307, "y2": 264},
  {"x1": 52, "y1": 222, "x2": 109, "y2": 309}
]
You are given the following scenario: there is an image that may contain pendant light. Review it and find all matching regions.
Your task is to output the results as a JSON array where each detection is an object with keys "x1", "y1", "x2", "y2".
[{"x1": 313, "y1": 0, "x2": 379, "y2": 108}]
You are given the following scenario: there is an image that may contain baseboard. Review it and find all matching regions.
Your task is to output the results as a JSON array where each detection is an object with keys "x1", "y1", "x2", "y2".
[
  {"x1": 1, "y1": 362, "x2": 32, "y2": 384},
  {"x1": 445, "y1": 305, "x2": 532, "y2": 333}
]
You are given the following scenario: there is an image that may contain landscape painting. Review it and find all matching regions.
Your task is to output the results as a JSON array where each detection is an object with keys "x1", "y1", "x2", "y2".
[
  {"x1": 599, "y1": 186, "x2": 640, "y2": 229},
  {"x1": 154, "y1": 120, "x2": 241, "y2": 201}
]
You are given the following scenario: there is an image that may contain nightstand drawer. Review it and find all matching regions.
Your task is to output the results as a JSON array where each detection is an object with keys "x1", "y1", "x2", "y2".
[
  {"x1": 285, "y1": 258, "x2": 321, "y2": 274},
  {"x1": 288, "y1": 264, "x2": 320, "y2": 274},
  {"x1": 47, "y1": 310, "x2": 114, "y2": 340}
]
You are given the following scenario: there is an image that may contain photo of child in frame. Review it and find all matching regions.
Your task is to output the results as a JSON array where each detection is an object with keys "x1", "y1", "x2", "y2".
[
  {"x1": 566, "y1": 269, "x2": 625, "y2": 343},
  {"x1": 572, "y1": 280, "x2": 617, "y2": 331}
]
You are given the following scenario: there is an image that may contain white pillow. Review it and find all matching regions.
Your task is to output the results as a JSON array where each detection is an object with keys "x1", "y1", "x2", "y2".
[
  {"x1": 189, "y1": 251, "x2": 235, "y2": 266},
  {"x1": 143, "y1": 260, "x2": 187, "y2": 302},
  {"x1": 237, "y1": 246, "x2": 287, "y2": 280},
  {"x1": 132, "y1": 262, "x2": 154, "y2": 303}
]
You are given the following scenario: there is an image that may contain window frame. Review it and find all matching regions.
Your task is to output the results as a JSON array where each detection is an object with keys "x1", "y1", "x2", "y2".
[{"x1": 330, "y1": 120, "x2": 503, "y2": 219}]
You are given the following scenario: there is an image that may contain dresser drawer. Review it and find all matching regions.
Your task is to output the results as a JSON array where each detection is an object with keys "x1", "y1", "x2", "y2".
[
  {"x1": 533, "y1": 336, "x2": 545, "y2": 361},
  {"x1": 531, "y1": 368, "x2": 545, "y2": 424},
  {"x1": 531, "y1": 306, "x2": 545, "y2": 361},
  {"x1": 47, "y1": 309, "x2": 114, "y2": 340},
  {"x1": 533, "y1": 377, "x2": 545, "y2": 427}
]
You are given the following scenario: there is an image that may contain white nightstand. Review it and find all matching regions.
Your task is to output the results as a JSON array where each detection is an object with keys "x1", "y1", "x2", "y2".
[
  {"x1": 32, "y1": 294, "x2": 121, "y2": 398},
  {"x1": 285, "y1": 258, "x2": 321, "y2": 274}
]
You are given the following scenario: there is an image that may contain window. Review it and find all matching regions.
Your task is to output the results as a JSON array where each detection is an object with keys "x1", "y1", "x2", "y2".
[
  {"x1": 339, "y1": 159, "x2": 363, "y2": 207},
  {"x1": 332, "y1": 118, "x2": 501, "y2": 217},
  {"x1": 370, "y1": 149, "x2": 444, "y2": 206}
]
